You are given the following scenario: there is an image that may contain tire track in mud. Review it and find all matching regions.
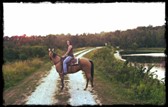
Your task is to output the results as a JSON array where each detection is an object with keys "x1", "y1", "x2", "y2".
[{"x1": 25, "y1": 47, "x2": 101, "y2": 105}]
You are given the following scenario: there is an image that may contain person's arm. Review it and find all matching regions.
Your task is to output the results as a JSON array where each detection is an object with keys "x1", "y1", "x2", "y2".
[{"x1": 63, "y1": 45, "x2": 72, "y2": 57}]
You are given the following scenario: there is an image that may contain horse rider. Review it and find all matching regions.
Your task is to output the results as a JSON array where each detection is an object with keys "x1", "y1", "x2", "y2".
[{"x1": 61, "y1": 40, "x2": 74, "y2": 75}]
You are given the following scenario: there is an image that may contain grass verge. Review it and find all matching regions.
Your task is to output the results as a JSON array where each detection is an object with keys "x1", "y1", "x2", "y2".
[
  {"x1": 3, "y1": 57, "x2": 51, "y2": 105},
  {"x1": 84, "y1": 46, "x2": 165, "y2": 105},
  {"x1": 74, "y1": 47, "x2": 93, "y2": 53}
]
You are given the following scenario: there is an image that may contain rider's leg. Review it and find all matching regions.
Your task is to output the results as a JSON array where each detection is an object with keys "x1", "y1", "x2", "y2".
[{"x1": 63, "y1": 56, "x2": 73, "y2": 74}]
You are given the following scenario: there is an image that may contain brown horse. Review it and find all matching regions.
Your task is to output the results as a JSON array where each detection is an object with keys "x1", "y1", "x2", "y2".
[{"x1": 48, "y1": 48, "x2": 94, "y2": 91}]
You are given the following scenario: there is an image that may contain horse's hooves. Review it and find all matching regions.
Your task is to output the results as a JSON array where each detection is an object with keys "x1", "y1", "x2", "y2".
[{"x1": 84, "y1": 88, "x2": 86, "y2": 91}]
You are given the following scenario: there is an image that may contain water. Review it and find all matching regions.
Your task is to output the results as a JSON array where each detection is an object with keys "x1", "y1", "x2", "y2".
[
  {"x1": 115, "y1": 51, "x2": 166, "y2": 82},
  {"x1": 122, "y1": 53, "x2": 166, "y2": 57}
]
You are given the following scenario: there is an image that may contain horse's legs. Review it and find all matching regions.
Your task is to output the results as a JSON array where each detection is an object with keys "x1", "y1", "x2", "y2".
[
  {"x1": 91, "y1": 77, "x2": 94, "y2": 87},
  {"x1": 59, "y1": 73, "x2": 64, "y2": 91},
  {"x1": 84, "y1": 70, "x2": 94, "y2": 90},
  {"x1": 61, "y1": 77, "x2": 64, "y2": 91},
  {"x1": 84, "y1": 79, "x2": 89, "y2": 90},
  {"x1": 84, "y1": 70, "x2": 92, "y2": 90}
]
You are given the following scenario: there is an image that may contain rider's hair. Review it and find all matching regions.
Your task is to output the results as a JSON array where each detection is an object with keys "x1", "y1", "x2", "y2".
[{"x1": 67, "y1": 40, "x2": 72, "y2": 45}]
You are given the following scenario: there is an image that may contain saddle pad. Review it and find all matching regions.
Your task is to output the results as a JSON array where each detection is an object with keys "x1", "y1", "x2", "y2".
[
  {"x1": 69, "y1": 58, "x2": 79, "y2": 65},
  {"x1": 74, "y1": 58, "x2": 79, "y2": 65}
]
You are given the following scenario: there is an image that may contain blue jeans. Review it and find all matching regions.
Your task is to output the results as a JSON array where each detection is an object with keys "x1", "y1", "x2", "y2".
[{"x1": 63, "y1": 56, "x2": 73, "y2": 74}]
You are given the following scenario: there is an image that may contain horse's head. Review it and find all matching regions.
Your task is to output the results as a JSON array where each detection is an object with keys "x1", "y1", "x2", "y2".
[
  {"x1": 48, "y1": 48, "x2": 53, "y2": 57},
  {"x1": 48, "y1": 48, "x2": 57, "y2": 60}
]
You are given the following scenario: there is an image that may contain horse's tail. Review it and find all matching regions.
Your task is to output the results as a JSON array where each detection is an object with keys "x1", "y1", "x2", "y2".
[{"x1": 89, "y1": 60, "x2": 94, "y2": 80}]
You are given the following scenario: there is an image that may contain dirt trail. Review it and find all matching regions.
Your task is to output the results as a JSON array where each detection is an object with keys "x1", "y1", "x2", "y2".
[
  {"x1": 25, "y1": 66, "x2": 59, "y2": 105},
  {"x1": 68, "y1": 48, "x2": 101, "y2": 106},
  {"x1": 25, "y1": 47, "x2": 101, "y2": 105}
]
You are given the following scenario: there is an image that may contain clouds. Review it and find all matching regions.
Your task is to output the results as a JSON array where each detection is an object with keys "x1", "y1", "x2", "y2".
[{"x1": 3, "y1": 3, "x2": 165, "y2": 37}]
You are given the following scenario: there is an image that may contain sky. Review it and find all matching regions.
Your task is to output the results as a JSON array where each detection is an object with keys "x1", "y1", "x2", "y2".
[{"x1": 3, "y1": 2, "x2": 165, "y2": 37}]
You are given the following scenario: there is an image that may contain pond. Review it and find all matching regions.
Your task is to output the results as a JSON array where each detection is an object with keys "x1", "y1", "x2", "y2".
[
  {"x1": 121, "y1": 54, "x2": 165, "y2": 64},
  {"x1": 114, "y1": 51, "x2": 166, "y2": 82}
]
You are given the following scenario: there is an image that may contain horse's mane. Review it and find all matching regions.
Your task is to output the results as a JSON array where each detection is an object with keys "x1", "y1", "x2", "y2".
[{"x1": 53, "y1": 53, "x2": 57, "y2": 58}]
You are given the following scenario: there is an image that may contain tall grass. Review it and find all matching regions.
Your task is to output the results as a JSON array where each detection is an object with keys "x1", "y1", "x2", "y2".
[
  {"x1": 86, "y1": 46, "x2": 165, "y2": 105},
  {"x1": 3, "y1": 58, "x2": 43, "y2": 90}
]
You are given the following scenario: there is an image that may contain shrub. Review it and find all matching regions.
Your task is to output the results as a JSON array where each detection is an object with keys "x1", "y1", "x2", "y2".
[
  {"x1": 19, "y1": 53, "x2": 28, "y2": 60},
  {"x1": 87, "y1": 47, "x2": 165, "y2": 104}
]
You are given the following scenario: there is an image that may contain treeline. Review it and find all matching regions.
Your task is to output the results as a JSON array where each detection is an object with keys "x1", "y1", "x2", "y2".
[{"x1": 3, "y1": 25, "x2": 165, "y2": 62}]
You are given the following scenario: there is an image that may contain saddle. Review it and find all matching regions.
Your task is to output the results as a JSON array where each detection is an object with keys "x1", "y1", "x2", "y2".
[
  {"x1": 67, "y1": 57, "x2": 79, "y2": 66},
  {"x1": 61, "y1": 57, "x2": 80, "y2": 74}
]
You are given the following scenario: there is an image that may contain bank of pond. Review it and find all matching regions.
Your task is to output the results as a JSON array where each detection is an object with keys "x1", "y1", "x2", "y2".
[
  {"x1": 117, "y1": 49, "x2": 166, "y2": 82},
  {"x1": 85, "y1": 46, "x2": 165, "y2": 105}
]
